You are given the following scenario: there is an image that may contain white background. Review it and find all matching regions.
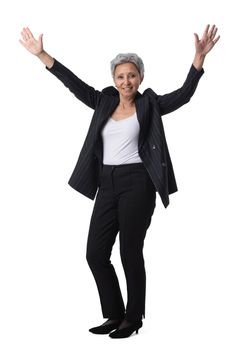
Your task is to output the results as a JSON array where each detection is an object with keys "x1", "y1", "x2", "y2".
[{"x1": 0, "y1": 0, "x2": 232, "y2": 349}]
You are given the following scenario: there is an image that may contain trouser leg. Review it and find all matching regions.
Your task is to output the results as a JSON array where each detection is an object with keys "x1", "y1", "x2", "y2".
[
  {"x1": 117, "y1": 165, "x2": 156, "y2": 322},
  {"x1": 86, "y1": 188, "x2": 125, "y2": 318}
]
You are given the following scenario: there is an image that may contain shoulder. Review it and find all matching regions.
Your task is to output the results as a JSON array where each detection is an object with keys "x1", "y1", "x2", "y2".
[
  {"x1": 143, "y1": 88, "x2": 158, "y2": 99},
  {"x1": 101, "y1": 86, "x2": 119, "y2": 96}
]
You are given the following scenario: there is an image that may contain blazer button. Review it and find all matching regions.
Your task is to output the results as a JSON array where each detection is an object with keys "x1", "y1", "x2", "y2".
[
  {"x1": 161, "y1": 162, "x2": 166, "y2": 167},
  {"x1": 152, "y1": 145, "x2": 156, "y2": 150}
]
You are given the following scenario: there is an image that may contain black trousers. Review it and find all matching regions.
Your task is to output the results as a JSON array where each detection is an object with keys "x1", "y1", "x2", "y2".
[{"x1": 86, "y1": 162, "x2": 156, "y2": 322}]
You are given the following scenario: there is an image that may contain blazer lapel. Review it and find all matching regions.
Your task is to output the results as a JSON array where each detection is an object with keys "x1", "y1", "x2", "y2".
[
  {"x1": 93, "y1": 94, "x2": 119, "y2": 162},
  {"x1": 135, "y1": 92, "x2": 151, "y2": 152},
  {"x1": 94, "y1": 95, "x2": 120, "y2": 142}
]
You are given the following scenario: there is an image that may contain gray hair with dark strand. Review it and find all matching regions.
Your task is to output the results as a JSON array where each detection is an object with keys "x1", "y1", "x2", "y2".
[{"x1": 110, "y1": 53, "x2": 145, "y2": 79}]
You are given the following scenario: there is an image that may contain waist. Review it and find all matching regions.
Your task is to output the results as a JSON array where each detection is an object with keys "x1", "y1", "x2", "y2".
[{"x1": 102, "y1": 162, "x2": 144, "y2": 171}]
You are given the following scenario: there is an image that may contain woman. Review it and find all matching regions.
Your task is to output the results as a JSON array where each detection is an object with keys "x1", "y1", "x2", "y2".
[{"x1": 19, "y1": 24, "x2": 220, "y2": 338}]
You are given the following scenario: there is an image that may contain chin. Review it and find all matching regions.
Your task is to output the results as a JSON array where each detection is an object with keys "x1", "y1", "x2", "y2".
[{"x1": 121, "y1": 91, "x2": 135, "y2": 97}]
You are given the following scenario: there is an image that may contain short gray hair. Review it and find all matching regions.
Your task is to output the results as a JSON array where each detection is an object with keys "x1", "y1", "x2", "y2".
[{"x1": 110, "y1": 53, "x2": 144, "y2": 79}]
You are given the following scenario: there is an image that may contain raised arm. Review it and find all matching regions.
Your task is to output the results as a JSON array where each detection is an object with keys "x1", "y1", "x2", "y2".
[
  {"x1": 155, "y1": 24, "x2": 220, "y2": 115},
  {"x1": 154, "y1": 65, "x2": 204, "y2": 116},
  {"x1": 19, "y1": 27, "x2": 101, "y2": 109}
]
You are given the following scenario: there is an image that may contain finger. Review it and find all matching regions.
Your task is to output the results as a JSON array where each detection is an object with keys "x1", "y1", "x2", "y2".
[
  {"x1": 19, "y1": 39, "x2": 26, "y2": 48},
  {"x1": 23, "y1": 27, "x2": 30, "y2": 40},
  {"x1": 203, "y1": 24, "x2": 210, "y2": 37},
  {"x1": 211, "y1": 26, "x2": 218, "y2": 39},
  {"x1": 213, "y1": 35, "x2": 220, "y2": 45},
  {"x1": 21, "y1": 30, "x2": 28, "y2": 42},
  {"x1": 25, "y1": 26, "x2": 34, "y2": 39},
  {"x1": 209, "y1": 24, "x2": 216, "y2": 38}
]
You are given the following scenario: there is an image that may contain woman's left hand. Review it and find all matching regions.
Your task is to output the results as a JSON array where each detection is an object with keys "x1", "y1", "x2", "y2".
[{"x1": 194, "y1": 24, "x2": 220, "y2": 56}]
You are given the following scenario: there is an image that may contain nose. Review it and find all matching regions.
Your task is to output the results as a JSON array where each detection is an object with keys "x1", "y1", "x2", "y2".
[{"x1": 123, "y1": 77, "x2": 130, "y2": 85}]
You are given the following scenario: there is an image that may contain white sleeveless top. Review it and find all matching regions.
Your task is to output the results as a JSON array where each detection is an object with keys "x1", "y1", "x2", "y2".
[{"x1": 101, "y1": 112, "x2": 143, "y2": 165}]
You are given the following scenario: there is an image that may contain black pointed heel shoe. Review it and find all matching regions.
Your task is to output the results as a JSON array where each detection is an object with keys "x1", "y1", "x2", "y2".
[
  {"x1": 109, "y1": 320, "x2": 143, "y2": 338},
  {"x1": 89, "y1": 318, "x2": 123, "y2": 335}
]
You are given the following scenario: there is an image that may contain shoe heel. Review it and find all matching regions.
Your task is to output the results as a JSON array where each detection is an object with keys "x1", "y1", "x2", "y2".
[{"x1": 136, "y1": 329, "x2": 139, "y2": 334}]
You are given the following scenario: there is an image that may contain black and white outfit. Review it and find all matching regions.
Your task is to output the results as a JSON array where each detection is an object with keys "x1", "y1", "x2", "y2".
[{"x1": 46, "y1": 59, "x2": 204, "y2": 321}]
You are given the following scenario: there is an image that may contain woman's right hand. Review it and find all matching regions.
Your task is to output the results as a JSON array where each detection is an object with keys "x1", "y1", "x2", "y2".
[{"x1": 19, "y1": 27, "x2": 43, "y2": 56}]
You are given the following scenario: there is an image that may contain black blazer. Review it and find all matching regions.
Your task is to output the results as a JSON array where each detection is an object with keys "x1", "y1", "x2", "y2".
[{"x1": 46, "y1": 59, "x2": 204, "y2": 208}]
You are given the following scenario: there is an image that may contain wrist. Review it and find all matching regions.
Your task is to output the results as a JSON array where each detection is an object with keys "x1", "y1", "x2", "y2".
[
  {"x1": 194, "y1": 52, "x2": 206, "y2": 60},
  {"x1": 193, "y1": 53, "x2": 206, "y2": 71},
  {"x1": 36, "y1": 50, "x2": 46, "y2": 58},
  {"x1": 36, "y1": 50, "x2": 54, "y2": 69}
]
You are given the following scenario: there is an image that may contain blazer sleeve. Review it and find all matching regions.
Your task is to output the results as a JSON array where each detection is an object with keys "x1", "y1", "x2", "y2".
[
  {"x1": 155, "y1": 64, "x2": 204, "y2": 116},
  {"x1": 45, "y1": 58, "x2": 101, "y2": 110}
]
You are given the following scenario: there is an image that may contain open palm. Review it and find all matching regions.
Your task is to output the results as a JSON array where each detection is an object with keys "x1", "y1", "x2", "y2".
[
  {"x1": 194, "y1": 24, "x2": 220, "y2": 56},
  {"x1": 19, "y1": 27, "x2": 43, "y2": 56}
]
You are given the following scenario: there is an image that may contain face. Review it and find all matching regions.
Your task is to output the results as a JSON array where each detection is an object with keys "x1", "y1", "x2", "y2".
[{"x1": 113, "y1": 62, "x2": 143, "y2": 99}]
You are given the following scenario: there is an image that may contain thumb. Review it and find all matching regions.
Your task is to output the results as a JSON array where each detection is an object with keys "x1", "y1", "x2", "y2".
[
  {"x1": 39, "y1": 33, "x2": 43, "y2": 43},
  {"x1": 194, "y1": 33, "x2": 199, "y2": 44}
]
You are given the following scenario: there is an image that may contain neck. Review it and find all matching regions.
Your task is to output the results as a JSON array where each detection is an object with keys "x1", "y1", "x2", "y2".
[{"x1": 119, "y1": 96, "x2": 135, "y2": 109}]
